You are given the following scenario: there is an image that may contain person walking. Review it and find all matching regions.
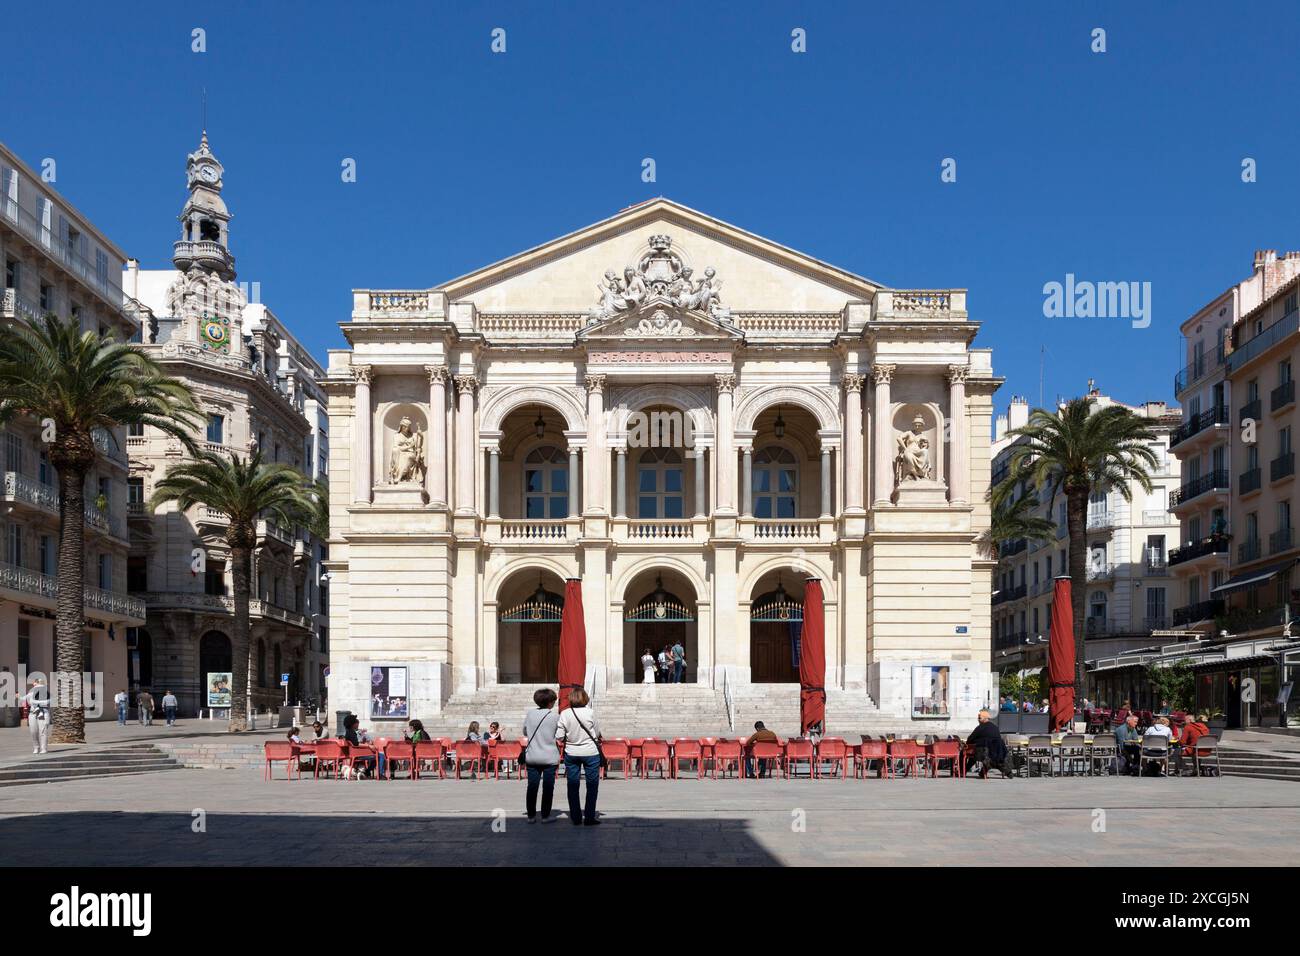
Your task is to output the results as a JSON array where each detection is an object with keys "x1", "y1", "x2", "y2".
[
  {"x1": 161, "y1": 690, "x2": 179, "y2": 727},
  {"x1": 22, "y1": 675, "x2": 51, "y2": 754},
  {"x1": 671, "y1": 641, "x2": 686, "y2": 683},
  {"x1": 557, "y1": 688, "x2": 602, "y2": 826},
  {"x1": 640, "y1": 648, "x2": 656, "y2": 684},
  {"x1": 114, "y1": 689, "x2": 128, "y2": 725},
  {"x1": 137, "y1": 689, "x2": 155, "y2": 726},
  {"x1": 522, "y1": 688, "x2": 561, "y2": 823}
]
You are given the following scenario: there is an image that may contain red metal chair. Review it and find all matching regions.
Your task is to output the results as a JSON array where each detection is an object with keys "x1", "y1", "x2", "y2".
[
  {"x1": 750, "y1": 741, "x2": 784, "y2": 779},
  {"x1": 929, "y1": 739, "x2": 963, "y2": 778},
  {"x1": 627, "y1": 738, "x2": 646, "y2": 776},
  {"x1": 815, "y1": 738, "x2": 850, "y2": 779},
  {"x1": 264, "y1": 741, "x2": 300, "y2": 780},
  {"x1": 453, "y1": 740, "x2": 483, "y2": 779},
  {"x1": 671, "y1": 738, "x2": 704, "y2": 779},
  {"x1": 347, "y1": 742, "x2": 378, "y2": 778},
  {"x1": 600, "y1": 739, "x2": 631, "y2": 779},
  {"x1": 784, "y1": 740, "x2": 814, "y2": 779},
  {"x1": 413, "y1": 741, "x2": 445, "y2": 780},
  {"x1": 313, "y1": 739, "x2": 346, "y2": 779},
  {"x1": 384, "y1": 741, "x2": 416, "y2": 780},
  {"x1": 856, "y1": 739, "x2": 889, "y2": 778},
  {"x1": 488, "y1": 741, "x2": 524, "y2": 780},
  {"x1": 712, "y1": 740, "x2": 744, "y2": 779},
  {"x1": 640, "y1": 740, "x2": 671, "y2": 778},
  {"x1": 888, "y1": 739, "x2": 922, "y2": 778}
]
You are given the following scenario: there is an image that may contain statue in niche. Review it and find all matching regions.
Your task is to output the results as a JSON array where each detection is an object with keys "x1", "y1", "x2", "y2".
[
  {"x1": 388, "y1": 416, "x2": 426, "y2": 484},
  {"x1": 894, "y1": 413, "x2": 933, "y2": 485}
]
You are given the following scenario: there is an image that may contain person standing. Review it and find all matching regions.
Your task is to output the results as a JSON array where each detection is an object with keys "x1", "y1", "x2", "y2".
[
  {"x1": 114, "y1": 689, "x2": 128, "y2": 726},
  {"x1": 522, "y1": 688, "x2": 560, "y2": 823},
  {"x1": 161, "y1": 690, "x2": 179, "y2": 727},
  {"x1": 22, "y1": 676, "x2": 51, "y2": 754},
  {"x1": 556, "y1": 688, "x2": 602, "y2": 826},
  {"x1": 671, "y1": 640, "x2": 686, "y2": 684},
  {"x1": 136, "y1": 689, "x2": 154, "y2": 726},
  {"x1": 657, "y1": 645, "x2": 671, "y2": 683},
  {"x1": 640, "y1": 648, "x2": 656, "y2": 684}
]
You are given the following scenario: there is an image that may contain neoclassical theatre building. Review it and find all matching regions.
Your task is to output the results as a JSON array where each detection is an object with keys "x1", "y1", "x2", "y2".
[{"x1": 325, "y1": 200, "x2": 1002, "y2": 729}]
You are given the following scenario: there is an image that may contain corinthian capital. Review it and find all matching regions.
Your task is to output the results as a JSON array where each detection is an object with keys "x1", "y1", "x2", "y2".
[
  {"x1": 453, "y1": 374, "x2": 479, "y2": 395},
  {"x1": 947, "y1": 364, "x2": 970, "y2": 386},
  {"x1": 352, "y1": 364, "x2": 373, "y2": 386},
  {"x1": 584, "y1": 373, "x2": 606, "y2": 395},
  {"x1": 841, "y1": 373, "x2": 866, "y2": 394},
  {"x1": 871, "y1": 364, "x2": 895, "y2": 386},
  {"x1": 426, "y1": 365, "x2": 449, "y2": 385},
  {"x1": 714, "y1": 373, "x2": 737, "y2": 394}
]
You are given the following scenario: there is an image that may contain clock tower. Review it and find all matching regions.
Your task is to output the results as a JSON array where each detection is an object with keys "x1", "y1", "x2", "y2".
[{"x1": 172, "y1": 130, "x2": 235, "y2": 281}]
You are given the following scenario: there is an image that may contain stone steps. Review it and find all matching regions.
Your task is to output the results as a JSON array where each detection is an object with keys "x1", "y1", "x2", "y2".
[
  {"x1": 0, "y1": 744, "x2": 184, "y2": 787},
  {"x1": 1217, "y1": 747, "x2": 1300, "y2": 781}
]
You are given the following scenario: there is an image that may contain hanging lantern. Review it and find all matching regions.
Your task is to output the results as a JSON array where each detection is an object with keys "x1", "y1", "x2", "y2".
[
  {"x1": 534, "y1": 409, "x2": 546, "y2": 439},
  {"x1": 774, "y1": 407, "x2": 786, "y2": 440}
]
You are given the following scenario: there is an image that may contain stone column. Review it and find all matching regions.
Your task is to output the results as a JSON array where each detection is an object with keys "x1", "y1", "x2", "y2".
[
  {"x1": 352, "y1": 365, "x2": 372, "y2": 504},
  {"x1": 584, "y1": 375, "x2": 606, "y2": 514},
  {"x1": 741, "y1": 447, "x2": 753, "y2": 518},
  {"x1": 820, "y1": 448, "x2": 832, "y2": 517},
  {"x1": 453, "y1": 374, "x2": 478, "y2": 514},
  {"x1": 425, "y1": 366, "x2": 449, "y2": 507},
  {"x1": 715, "y1": 374, "x2": 737, "y2": 513},
  {"x1": 841, "y1": 373, "x2": 866, "y2": 512},
  {"x1": 947, "y1": 364, "x2": 969, "y2": 505},
  {"x1": 615, "y1": 447, "x2": 627, "y2": 518},
  {"x1": 871, "y1": 364, "x2": 895, "y2": 508},
  {"x1": 568, "y1": 449, "x2": 580, "y2": 517},
  {"x1": 488, "y1": 447, "x2": 500, "y2": 518},
  {"x1": 694, "y1": 447, "x2": 706, "y2": 517}
]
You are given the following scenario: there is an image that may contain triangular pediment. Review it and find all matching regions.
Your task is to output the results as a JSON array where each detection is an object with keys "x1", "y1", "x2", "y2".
[{"x1": 578, "y1": 297, "x2": 742, "y2": 343}]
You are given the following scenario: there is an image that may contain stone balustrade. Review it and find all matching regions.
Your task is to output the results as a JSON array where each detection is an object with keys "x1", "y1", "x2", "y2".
[
  {"x1": 2, "y1": 471, "x2": 59, "y2": 514},
  {"x1": 478, "y1": 313, "x2": 587, "y2": 336},
  {"x1": 732, "y1": 312, "x2": 842, "y2": 334},
  {"x1": 0, "y1": 560, "x2": 144, "y2": 620},
  {"x1": 498, "y1": 519, "x2": 570, "y2": 541}
]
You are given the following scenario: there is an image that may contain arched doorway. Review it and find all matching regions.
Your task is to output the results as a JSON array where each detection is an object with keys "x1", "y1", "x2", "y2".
[
  {"x1": 623, "y1": 571, "x2": 697, "y2": 683},
  {"x1": 497, "y1": 570, "x2": 566, "y2": 684},
  {"x1": 749, "y1": 574, "x2": 804, "y2": 683},
  {"x1": 198, "y1": 631, "x2": 232, "y2": 709}
]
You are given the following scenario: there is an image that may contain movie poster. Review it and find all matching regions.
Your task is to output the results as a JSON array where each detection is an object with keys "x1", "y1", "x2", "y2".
[
  {"x1": 911, "y1": 665, "x2": 951, "y2": 718},
  {"x1": 206, "y1": 672, "x2": 232, "y2": 708},
  {"x1": 370, "y1": 666, "x2": 409, "y2": 719}
]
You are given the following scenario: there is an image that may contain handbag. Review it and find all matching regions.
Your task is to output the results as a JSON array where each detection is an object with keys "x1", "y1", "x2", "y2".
[
  {"x1": 571, "y1": 710, "x2": 607, "y2": 771},
  {"x1": 521, "y1": 710, "x2": 556, "y2": 767}
]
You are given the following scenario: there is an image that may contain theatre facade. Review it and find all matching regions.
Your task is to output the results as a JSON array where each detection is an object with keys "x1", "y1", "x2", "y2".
[{"x1": 324, "y1": 200, "x2": 1002, "y2": 729}]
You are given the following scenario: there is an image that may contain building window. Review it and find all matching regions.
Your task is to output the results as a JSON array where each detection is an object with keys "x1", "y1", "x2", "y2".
[
  {"x1": 98, "y1": 554, "x2": 111, "y2": 590},
  {"x1": 752, "y1": 446, "x2": 797, "y2": 519},
  {"x1": 1089, "y1": 590, "x2": 1107, "y2": 622},
  {"x1": 128, "y1": 477, "x2": 144, "y2": 508},
  {"x1": 257, "y1": 640, "x2": 267, "y2": 687},
  {"x1": 128, "y1": 422, "x2": 144, "y2": 438},
  {"x1": 205, "y1": 559, "x2": 226, "y2": 597},
  {"x1": 4, "y1": 431, "x2": 23, "y2": 474},
  {"x1": 17, "y1": 619, "x2": 30, "y2": 668},
  {"x1": 1146, "y1": 587, "x2": 1166, "y2": 625},
  {"x1": 636, "y1": 446, "x2": 684, "y2": 520},
  {"x1": 127, "y1": 555, "x2": 147, "y2": 593},
  {"x1": 6, "y1": 523, "x2": 22, "y2": 566},
  {"x1": 523, "y1": 445, "x2": 568, "y2": 519},
  {"x1": 206, "y1": 414, "x2": 224, "y2": 445},
  {"x1": 39, "y1": 281, "x2": 52, "y2": 313},
  {"x1": 39, "y1": 535, "x2": 53, "y2": 575}
]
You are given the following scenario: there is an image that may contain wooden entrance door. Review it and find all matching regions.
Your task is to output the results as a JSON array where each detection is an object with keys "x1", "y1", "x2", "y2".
[
  {"x1": 637, "y1": 621, "x2": 686, "y2": 680},
  {"x1": 520, "y1": 622, "x2": 560, "y2": 684},
  {"x1": 750, "y1": 622, "x2": 799, "y2": 683}
]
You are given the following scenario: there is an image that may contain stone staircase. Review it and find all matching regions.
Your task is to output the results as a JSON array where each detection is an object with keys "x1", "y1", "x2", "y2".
[
  {"x1": 1216, "y1": 746, "x2": 1300, "y2": 782},
  {"x1": 0, "y1": 743, "x2": 184, "y2": 787}
]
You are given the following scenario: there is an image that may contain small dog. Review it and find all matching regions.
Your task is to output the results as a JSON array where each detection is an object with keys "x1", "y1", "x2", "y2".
[{"x1": 341, "y1": 765, "x2": 368, "y2": 781}]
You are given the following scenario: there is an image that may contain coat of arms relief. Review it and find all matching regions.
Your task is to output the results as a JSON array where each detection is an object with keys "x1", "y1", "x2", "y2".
[{"x1": 586, "y1": 234, "x2": 734, "y2": 331}]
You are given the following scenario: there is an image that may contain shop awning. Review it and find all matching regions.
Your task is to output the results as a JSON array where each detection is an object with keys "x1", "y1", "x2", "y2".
[{"x1": 1210, "y1": 559, "x2": 1296, "y2": 597}]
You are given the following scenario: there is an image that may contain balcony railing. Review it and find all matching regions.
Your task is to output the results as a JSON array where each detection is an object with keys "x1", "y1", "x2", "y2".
[
  {"x1": 627, "y1": 519, "x2": 695, "y2": 541},
  {"x1": 2, "y1": 471, "x2": 59, "y2": 514},
  {"x1": 1170, "y1": 406, "x2": 1228, "y2": 447},
  {"x1": 999, "y1": 538, "x2": 1028, "y2": 558},
  {"x1": 1169, "y1": 470, "x2": 1229, "y2": 507},
  {"x1": 0, "y1": 561, "x2": 144, "y2": 619},
  {"x1": 750, "y1": 519, "x2": 821, "y2": 541},
  {"x1": 992, "y1": 584, "x2": 1027, "y2": 606},
  {"x1": 1240, "y1": 467, "x2": 1262, "y2": 495},
  {"x1": 83, "y1": 504, "x2": 122, "y2": 538},
  {"x1": 0, "y1": 199, "x2": 126, "y2": 311},
  {"x1": 500, "y1": 519, "x2": 569, "y2": 541},
  {"x1": 995, "y1": 630, "x2": 1029, "y2": 651},
  {"x1": 1143, "y1": 558, "x2": 1169, "y2": 576},
  {"x1": 1086, "y1": 510, "x2": 1114, "y2": 532},
  {"x1": 1227, "y1": 311, "x2": 1300, "y2": 373},
  {"x1": 1271, "y1": 452, "x2": 1295, "y2": 482},
  {"x1": 137, "y1": 591, "x2": 309, "y2": 630},
  {"x1": 1086, "y1": 562, "x2": 1116, "y2": 582},
  {"x1": 1168, "y1": 534, "x2": 1229, "y2": 566},
  {"x1": 1, "y1": 287, "x2": 40, "y2": 322},
  {"x1": 1141, "y1": 509, "x2": 1173, "y2": 525},
  {"x1": 1272, "y1": 380, "x2": 1296, "y2": 412},
  {"x1": 1239, "y1": 397, "x2": 1262, "y2": 424},
  {"x1": 1270, "y1": 527, "x2": 1294, "y2": 555},
  {"x1": 1239, "y1": 539, "x2": 1262, "y2": 563},
  {"x1": 1171, "y1": 599, "x2": 1224, "y2": 626}
]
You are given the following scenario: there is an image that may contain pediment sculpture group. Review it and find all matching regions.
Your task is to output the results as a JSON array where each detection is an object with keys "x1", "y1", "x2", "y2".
[{"x1": 588, "y1": 234, "x2": 732, "y2": 326}]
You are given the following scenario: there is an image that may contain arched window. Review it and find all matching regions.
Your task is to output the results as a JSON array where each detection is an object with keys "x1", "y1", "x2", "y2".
[
  {"x1": 257, "y1": 639, "x2": 267, "y2": 688},
  {"x1": 637, "y1": 447, "x2": 684, "y2": 519},
  {"x1": 753, "y1": 446, "x2": 797, "y2": 518},
  {"x1": 524, "y1": 445, "x2": 568, "y2": 519}
]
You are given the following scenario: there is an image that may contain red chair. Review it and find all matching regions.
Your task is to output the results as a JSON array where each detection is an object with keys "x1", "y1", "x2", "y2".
[
  {"x1": 488, "y1": 741, "x2": 523, "y2": 780},
  {"x1": 698, "y1": 737, "x2": 718, "y2": 774},
  {"x1": 413, "y1": 741, "x2": 445, "y2": 780},
  {"x1": 712, "y1": 740, "x2": 744, "y2": 779},
  {"x1": 601, "y1": 739, "x2": 631, "y2": 779},
  {"x1": 641, "y1": 740, "x2": 671, "y2": 778},
  {"x1": 815, "y1": 738, "x2": 850, "y2": 779},
  {"x1": 347, "y1": 742, "x2": 378, "y2": 778},
  {"x1": 627, "y1": 738, "x2": 646, "y2": 776},
  {"x1": 453, "y1": 740, "x2": 483, "y2": 779},
  {"x1": 384, "y1": 741, "x2": 416, "y2": 780},
  {"x1": 750, "y1": 741, "x2": 784, "y2": 779},
  {"x1": 784, "y1": 740, "x2": 814, "y2": 779},
  {"x1": 671, "y1": 738, "x2": 704, "y2": 779},
  {"x1": 264, "y1": 741, "x2": 300, "y2": 780},
  {"x1": 855, "y1": 739, "x2": 889, "y2": 779},
  {"x1": 888, "y1": 739, "x2": 922, "y2": 778},
  {"x1": 313, "y1": 739, "x2": 346, "y2": 779},
  {"x1": 929, "y1": 739, "x2": 963, "y2": 778}
]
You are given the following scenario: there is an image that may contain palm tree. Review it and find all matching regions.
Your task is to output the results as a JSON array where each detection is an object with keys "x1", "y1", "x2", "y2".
[
  {"x1": 0, "y1": 314, "x2": 201, "y2": 743},
  {"x1": 977, "y1": 489, "x2": 1057, "y2": 561},
  {"x1": 992, "y1": 397, "x2": 1158, "y2": 694},
  {"x1": 150, "y1": 451, "x2": 318, "y2": 731}
]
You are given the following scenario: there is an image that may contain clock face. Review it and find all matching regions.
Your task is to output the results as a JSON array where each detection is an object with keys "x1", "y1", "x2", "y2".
[{"x1": 199, "y1": 164, "x2": 219, "y2": 183}]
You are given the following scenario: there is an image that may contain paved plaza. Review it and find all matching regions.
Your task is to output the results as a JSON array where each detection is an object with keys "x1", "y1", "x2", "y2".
[{"x1": 0, "y1": 760, "x2": 1296, "y2": 866}]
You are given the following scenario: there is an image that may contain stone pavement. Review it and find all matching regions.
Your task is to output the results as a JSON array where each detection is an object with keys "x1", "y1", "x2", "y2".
[
  {"x1": 0, "y1": 765, "x2": 1295, "y2": 866},
  {"x1": 0, "y1": 718, "x2": 289, "y2": 767}
]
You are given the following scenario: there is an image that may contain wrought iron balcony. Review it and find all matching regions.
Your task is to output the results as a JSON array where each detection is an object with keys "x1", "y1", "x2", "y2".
[
  {"x1": 1, "y1": 287, "x2": 40, "y2": 322},
  {"x1": 1171, "y1": 599, "x2": 1224, "y2": 626},
  {"x1": 992, "y1": 583, "x2": 1027, "y2": 605},
  {"x1": 1271, "y1": 452, "x2": 1295, "y2": 482},
  {"x1": 1239, "y1": 397, "x2": 1262, "y2": 424},
  {"x1": 1168, "y1": 534, "x2": 1229, "y2": 566},
  {"x1": 1239, "y1": 538, "x2": 1262, "y2": 563},
  {"x1": 2, "y1": 471, "x2": 59, "y2": 514},
  {"x1": 1240, "y1": 467, "x2": 1262, "y2": 495},
  {"x1": 1170, "y1": 406, "x2": 1228, "y2": 448},
  {"x1": 1169, "y1": 470, "x2": 1229, "y2": 507},
  {"x1": 1270, "y1": 527, "x2": 1294, "y2": 555},
  {"x1": 1272, "y1": 380, "x2": 1296, "y2": 412}
]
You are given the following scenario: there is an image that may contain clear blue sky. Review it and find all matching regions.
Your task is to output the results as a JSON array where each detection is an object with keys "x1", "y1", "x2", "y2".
[{"x1": 6, "y1": 0, "x2": 1297, "y2": 409}]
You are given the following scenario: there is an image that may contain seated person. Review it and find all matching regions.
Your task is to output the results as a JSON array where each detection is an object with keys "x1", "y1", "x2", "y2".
[
  {"x1": 1175, "y1": 713, "x2": 1211, "y2": 775},
  {"x1": 965, "y1": 709, "x2": 1015, "y2": 778},
  {"x1": 310, "y1": 720, "x2": 327, "y2": 740},
  {"x1": 1114, "y1": 713, "x2": 1143, "y2": 776},
  {"x1": 341, "y1": 715, "x2": 383, "y2": 778},
  {"x1": 743, "y1": 721, "x2": 780, "y2": 778},
  {"x1": 405, "y1": 719, "x2": 432, "y2": 744},
  {"x1": 287, "y1": 726, "x2": 303, "y2": 745}
]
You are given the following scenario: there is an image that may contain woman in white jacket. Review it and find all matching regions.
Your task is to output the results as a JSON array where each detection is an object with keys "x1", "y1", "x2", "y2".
[{"x1": 556, "y1": 688, "x2": 602, "y2": 826}]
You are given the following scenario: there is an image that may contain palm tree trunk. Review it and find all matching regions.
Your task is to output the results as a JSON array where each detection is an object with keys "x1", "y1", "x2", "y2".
[
  {"x1": 51, "y1": 463, "x2": 89, "y2": 744},
  {"x1": 229, "y1": 540, "x2": 252, "y2": 732},
  {"x1": 1066, "y1": 490, "x2": 1090, "y2": 701}
]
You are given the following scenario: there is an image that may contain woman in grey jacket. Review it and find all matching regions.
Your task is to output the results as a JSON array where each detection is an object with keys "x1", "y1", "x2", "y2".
[{"x1": 521, "y1": 688, "x2": 561, "y2": 823}]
